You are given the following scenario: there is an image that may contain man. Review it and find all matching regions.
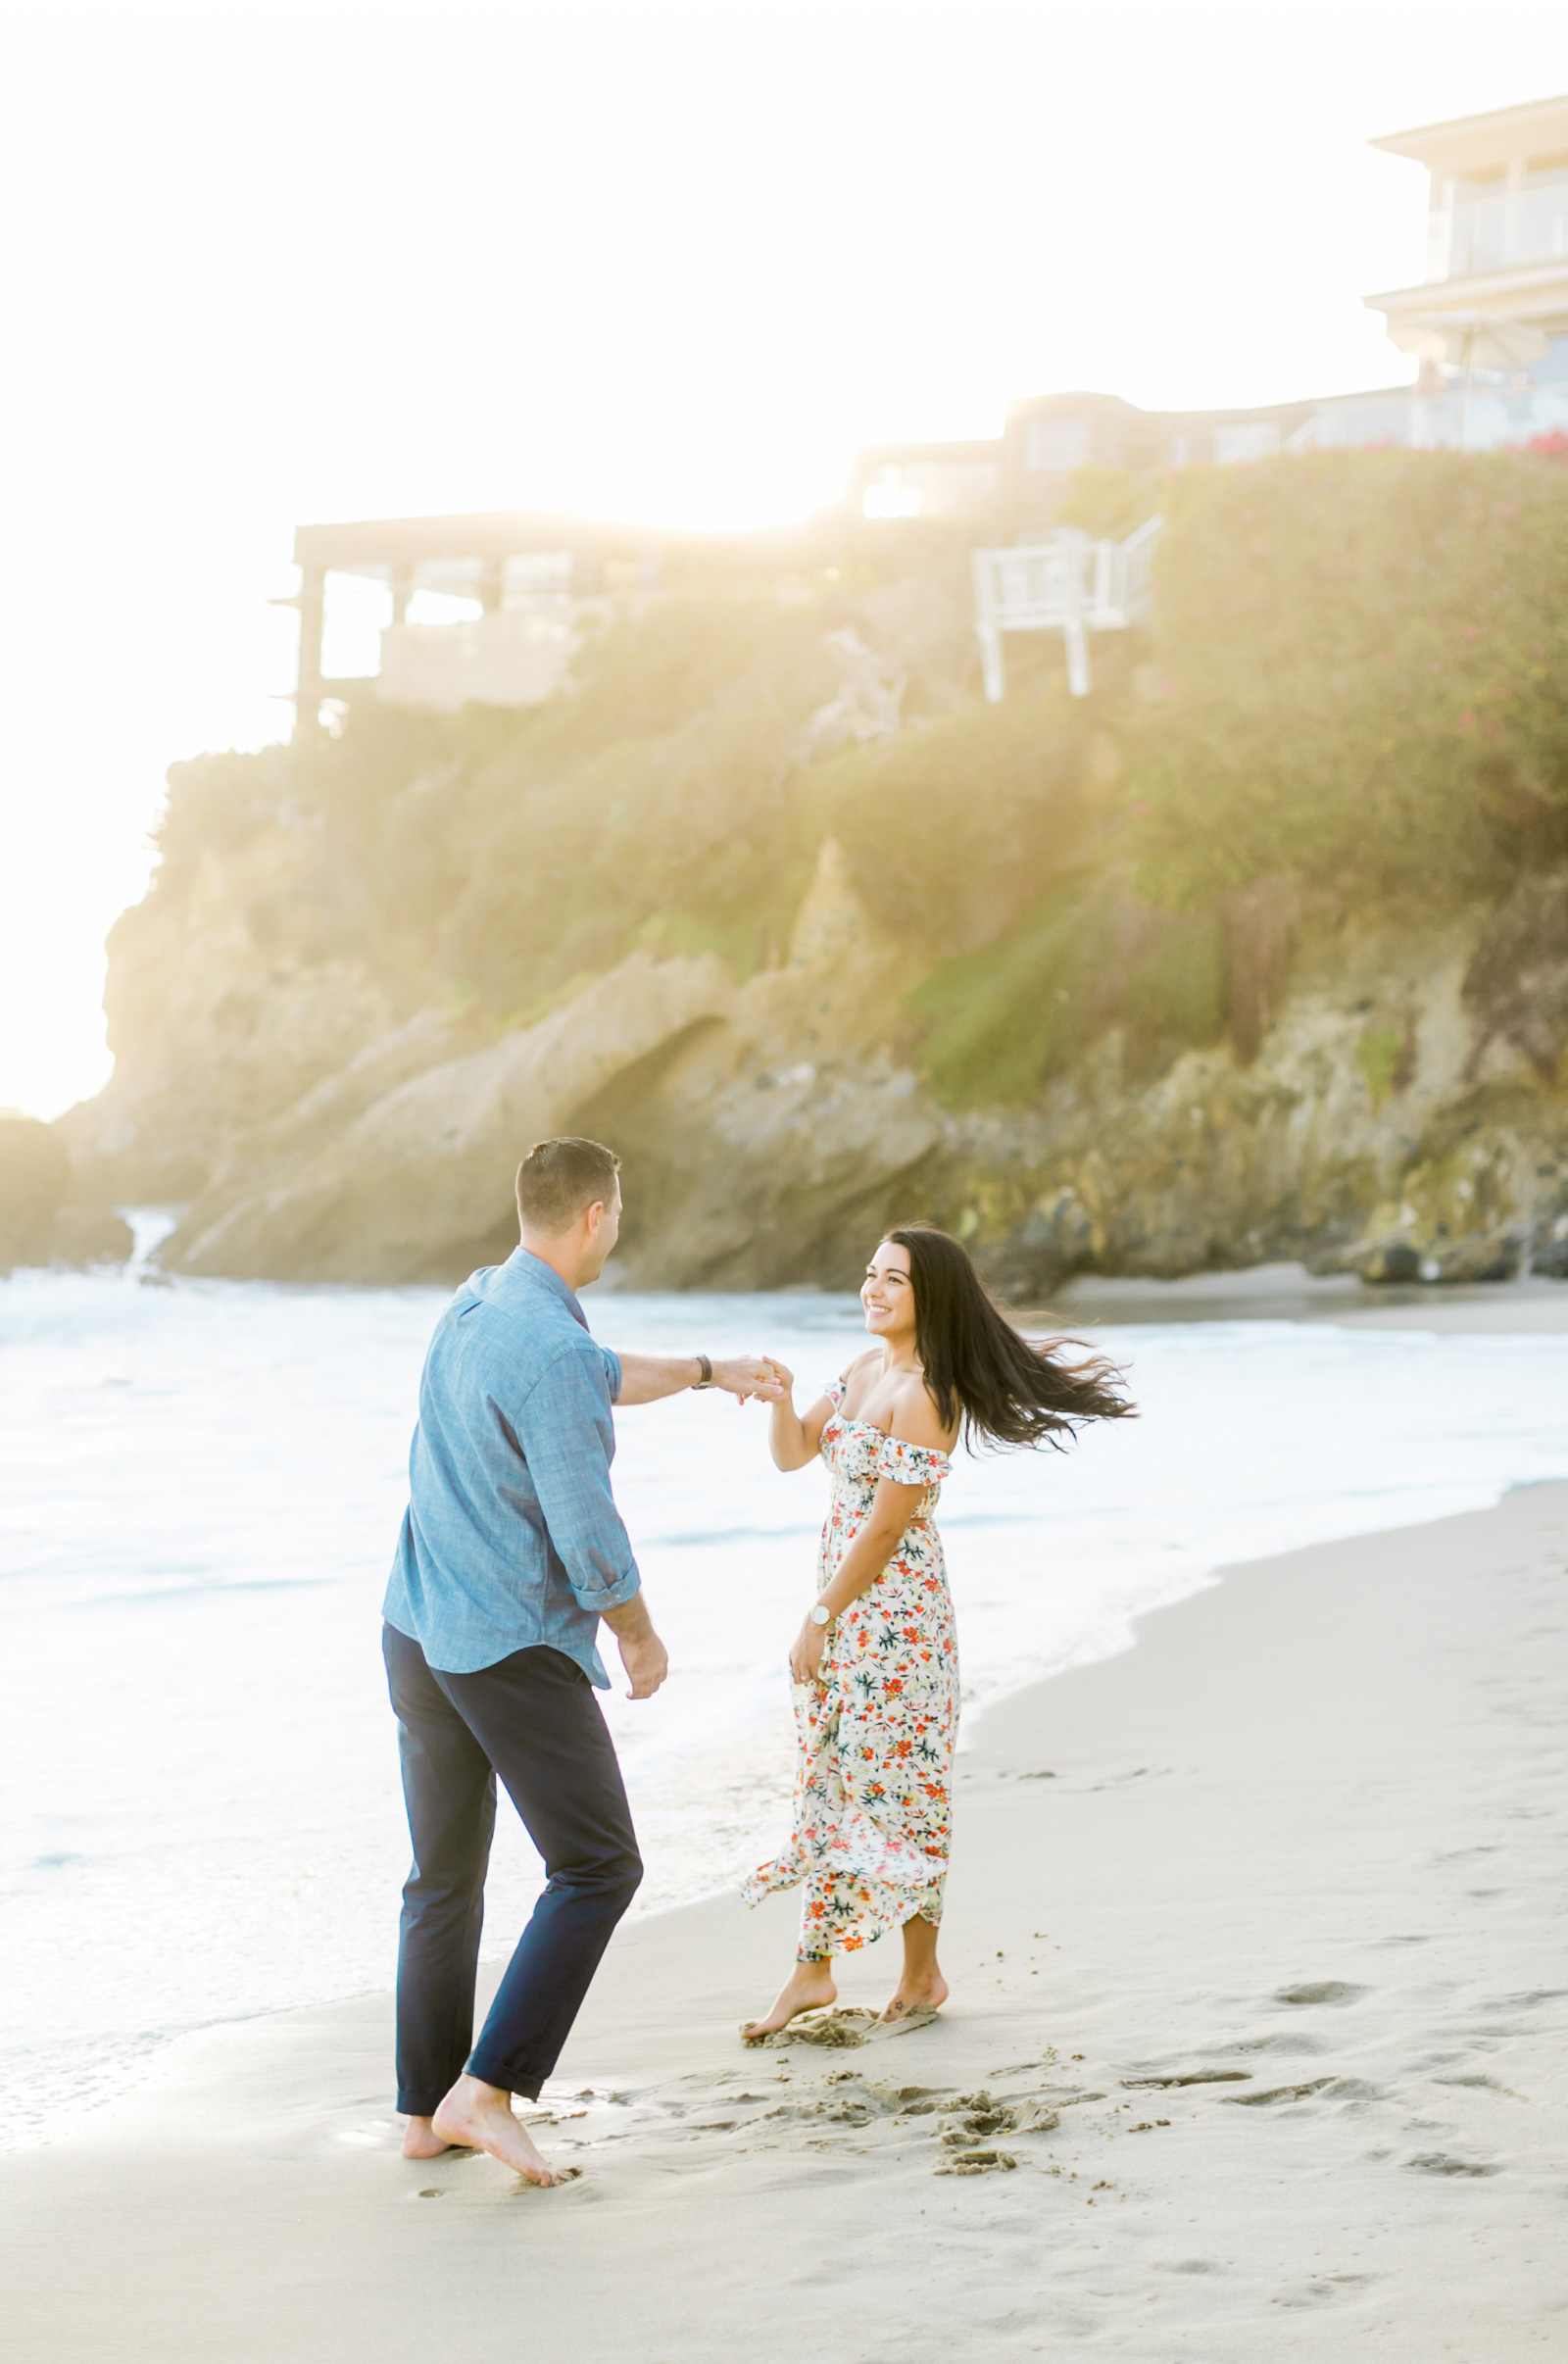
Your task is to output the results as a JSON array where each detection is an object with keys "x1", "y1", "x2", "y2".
[{"x1": 381, "y1": 1135, "x2": 780, "y2": 2186}]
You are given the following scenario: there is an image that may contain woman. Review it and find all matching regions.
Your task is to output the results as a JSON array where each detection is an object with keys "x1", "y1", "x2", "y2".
[{"x1": 741, "y1": 1221, "x2": 1133, "y2": 2040}]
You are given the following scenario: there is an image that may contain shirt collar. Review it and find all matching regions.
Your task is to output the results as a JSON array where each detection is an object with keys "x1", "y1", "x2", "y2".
[{"x1": 507, "y1": 1246, "x2": 590, "y2": 1332}]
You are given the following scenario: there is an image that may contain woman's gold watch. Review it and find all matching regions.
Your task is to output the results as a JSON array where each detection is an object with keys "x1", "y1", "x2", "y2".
[{"x1": 808, "y1": 1602, "x2": 832, "y2": 1627}]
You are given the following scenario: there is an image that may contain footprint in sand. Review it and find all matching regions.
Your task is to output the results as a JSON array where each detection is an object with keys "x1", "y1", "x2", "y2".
[
  {"x1": 1121, "y1": 2070, "x2": 1251, "y2": 2090},
  {"x1": 1220, "y1": 2078, "x2": 1337, "y2": 2107},
  {"x1": 1273, "y1": 2274, "x2": 1375, "y2": 2308},
  {"x1": 934, "y1": 2146, "x2": 1016, "y2": 2177},
  {"x1": 742, "y1": 2005, "x2": 943, "y2": 2051}
]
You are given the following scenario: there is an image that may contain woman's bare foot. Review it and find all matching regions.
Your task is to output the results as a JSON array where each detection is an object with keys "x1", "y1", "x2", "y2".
[
  {"x1": 401, "y1": 2116, "x2": 454, "y2": 2160},
  {"x1": 880, "y1": 1912, "x2": 948, "y2": 2025},
  {"x1": 429, "y1": 2074, "x2": 561, "y2": 2186},
  {"x1": 741, "y1": 1960, "x2": 837, "y2": 2043},
  {"x1": 878, "y1": 1970, "x2": 949, "y2": 2026}
]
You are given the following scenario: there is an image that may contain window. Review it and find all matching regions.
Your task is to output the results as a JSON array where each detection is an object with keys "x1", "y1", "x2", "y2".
[
  {"x1": 1213, "y1": 422, "x2": 1282, "y2": 467},
  {"x1": 1448, "y1": 166, "x2": 1510, "y2": 277},
  {"x1": 1520, "y1": 153, "x2": 1568, "y2": 267},
  {"x1": 1024, "y1": 416, "x2": 1092, "y2": 472},
  {"x1": 862, "y1": 466, "x2": 925, "y2": 519},
  {"x1": 503, "y1": 552, "x2": 573, "y2": 606},
  {"x1": 861, "y1": 462, "x2": 996, "y2": 519}
]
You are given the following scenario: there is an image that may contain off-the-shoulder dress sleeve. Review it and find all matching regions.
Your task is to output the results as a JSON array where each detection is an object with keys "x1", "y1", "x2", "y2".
[{"x1": 875, "y1": 1433, "x2": 951, "y2": 1486}]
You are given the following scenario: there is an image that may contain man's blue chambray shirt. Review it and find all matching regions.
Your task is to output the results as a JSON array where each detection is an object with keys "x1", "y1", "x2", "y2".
[{"x1": 382, "y1": 1250, "x2": 638, "y2": 1686}]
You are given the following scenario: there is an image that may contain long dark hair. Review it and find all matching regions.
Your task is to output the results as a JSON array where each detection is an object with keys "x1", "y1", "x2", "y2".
[{"x1": 884, "y1": 1222, "x2": 1135, "y2": 1451}]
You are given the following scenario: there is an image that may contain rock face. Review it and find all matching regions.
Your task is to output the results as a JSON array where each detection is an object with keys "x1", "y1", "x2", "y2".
[
  {"x1": 0, "y1": 1114, "x2": 132, "y2": 1271},
  {"x1": 0, "y1": 1115, "x2": 70, "y2": 1269},
  {"x1": 164, "y1": 955, "x2": 737, "y2": 1282},
  {"x1": 56, "y1": 830, "x2": 409, "y2": 1204},
  {"x1": 51, "y1": 819, "x2": 1568, "y2": 1295},
  {"x1": 936, "y1": 883, "x2": 1568, "y2": 1298},
  {"x1": 160, "y1": 841, "x2": 942, "y2": 1287},
  {"x1": 577, "y1": 841, "x2": 942, "y2": 1289}
]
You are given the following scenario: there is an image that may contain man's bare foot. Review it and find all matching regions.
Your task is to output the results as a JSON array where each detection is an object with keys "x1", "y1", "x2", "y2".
[
  {"x1": 741, "y1": 1960, "x2": 837, "y2": 2043},
  {"x1": 429, "y1": 2074, "x2": 561, "y2": 2186},
  {"x1": 879, "y1": 1970, "x2": 950, "y2": 2026},
  {"x1": 401, "y1": 2115, "x2": 454, "y2": 2160}
]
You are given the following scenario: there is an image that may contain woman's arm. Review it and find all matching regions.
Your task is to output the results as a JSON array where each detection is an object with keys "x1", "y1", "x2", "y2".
[
  {"x1": 788, "y1": 1474, "x2": 924, "y2": 1682},
  {"x1": 766, "y1": 1348, "x2": 882, "y2": 1471},
  {"x1": 761, "y1": 1361, "x2": 832, "y2": 1471}
]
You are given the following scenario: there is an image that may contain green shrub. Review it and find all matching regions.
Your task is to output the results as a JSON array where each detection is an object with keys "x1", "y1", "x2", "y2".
[
  {"x1": 1130, "y1": 449, "x2": 1568, "y2": 907},
  {"x1": 808, "y1": 681, "x2": 1096, "y2": 955},
  {"x1": 906, "y1": 884, "x2": 1228, "y2": 1108}
]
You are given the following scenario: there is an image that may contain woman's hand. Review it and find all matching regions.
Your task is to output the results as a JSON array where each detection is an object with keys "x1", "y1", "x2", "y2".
[
  {"x1": 760, "y1": 1355, "x2": 794, "y2": 1399},
  {"x1": 789, "y1": 1613, "x2": 827, "y2": 1686}
]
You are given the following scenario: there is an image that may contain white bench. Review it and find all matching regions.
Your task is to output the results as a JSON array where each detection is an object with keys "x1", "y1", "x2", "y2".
[{"x1": 972, "y1": 516, "x2": 1162, "y2": 700}]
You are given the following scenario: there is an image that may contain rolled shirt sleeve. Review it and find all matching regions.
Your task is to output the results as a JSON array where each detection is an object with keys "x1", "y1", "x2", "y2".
[{"x1": 514, "y1": 1342, "x2": 642, "y2": 1615}]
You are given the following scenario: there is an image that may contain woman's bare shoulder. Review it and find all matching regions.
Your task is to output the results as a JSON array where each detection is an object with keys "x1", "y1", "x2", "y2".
[
  {"x1": 890, "y1": 1369, "x2": 958, "y2": 1453},
  {"x1": 839, "y1": 1347, "x2": 880, "y2": 1384}
]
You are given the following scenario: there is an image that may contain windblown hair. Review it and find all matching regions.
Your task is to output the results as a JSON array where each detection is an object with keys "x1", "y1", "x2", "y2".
[
  {"x1": 884, "y1": 1221, "x2": 1135, "y2": 1451},
  {"x1": 515, "y1": 1136, "x2": 620, "y2": 1234}
]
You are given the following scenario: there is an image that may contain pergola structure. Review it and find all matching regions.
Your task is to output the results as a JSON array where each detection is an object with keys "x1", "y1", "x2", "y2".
[
  {"x1": 280, "y1": 511, "x2": 670, "y2": 731},
  {"x1": 279, "y1": 507, "x2": 848, "y2": 731}
]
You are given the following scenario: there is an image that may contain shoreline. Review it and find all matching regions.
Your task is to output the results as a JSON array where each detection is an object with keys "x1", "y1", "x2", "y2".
[{"x1": 3, "y1": 1479, "x2": 1565, "y2": 2360}]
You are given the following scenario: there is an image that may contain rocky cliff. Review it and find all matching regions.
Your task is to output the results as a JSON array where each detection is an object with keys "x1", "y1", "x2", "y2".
[{"x1": 58, "y1": 830, "x2": 1568, "y2": 1296}]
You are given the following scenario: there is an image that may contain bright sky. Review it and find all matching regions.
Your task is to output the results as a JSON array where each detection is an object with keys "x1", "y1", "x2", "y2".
[{"x1": 3, "y1": 0, "x2": 1567, "y2": 1118}]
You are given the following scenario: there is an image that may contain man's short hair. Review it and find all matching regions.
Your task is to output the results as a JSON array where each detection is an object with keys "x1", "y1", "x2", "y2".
[{"x1": 514, "y1": 1137, "x2": 621, "y2": 1234}]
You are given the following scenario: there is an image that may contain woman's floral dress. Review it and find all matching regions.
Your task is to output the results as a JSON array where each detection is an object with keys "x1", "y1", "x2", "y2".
[{"x1": 743, "y1": 1379, "x2": 958, "y2": 1960}]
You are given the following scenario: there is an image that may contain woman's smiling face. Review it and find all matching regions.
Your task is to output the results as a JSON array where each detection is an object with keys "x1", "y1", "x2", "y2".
[{"x1": 861, "y1": 1238, "x2": 916, "y2": 1346}]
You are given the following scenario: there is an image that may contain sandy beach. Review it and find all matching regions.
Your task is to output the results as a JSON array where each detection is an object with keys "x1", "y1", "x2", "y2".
[{"x1": 4, "y1": 1440, "x2": 1563, "y2": 2362}]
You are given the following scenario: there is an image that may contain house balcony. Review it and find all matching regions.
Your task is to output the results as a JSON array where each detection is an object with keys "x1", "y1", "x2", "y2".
[
  {"x1": 1434, "y1": 178, "x2": 1568, "y2": 281},
  {"x1": 1293, "y1": 380, "x2": 1568, "y2": 455}
]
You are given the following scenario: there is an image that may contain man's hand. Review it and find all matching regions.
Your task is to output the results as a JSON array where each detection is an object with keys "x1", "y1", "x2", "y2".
[
  {"x1": 712, "y1": 1354, "x2": 787, "y2": 1403},
  {"x1": 602, "y1": 1592, "x2": 668, "y2": 1699},
  {"x1": 616, "y1": 1626, "x2": 669, "y2": 1700}
]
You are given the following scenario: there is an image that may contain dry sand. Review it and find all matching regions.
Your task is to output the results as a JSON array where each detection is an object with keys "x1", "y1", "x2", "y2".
[{"x1": 2, "y1": 1473, "x2": 1564, "y2": 2358}]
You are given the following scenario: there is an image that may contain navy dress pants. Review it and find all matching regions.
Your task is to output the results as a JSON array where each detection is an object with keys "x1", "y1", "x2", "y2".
[{"x1": 382, "y1": 1623, "x2": 643, "y2": 2115}]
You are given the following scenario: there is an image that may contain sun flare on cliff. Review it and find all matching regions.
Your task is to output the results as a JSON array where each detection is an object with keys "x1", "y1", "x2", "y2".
[{"x1": 4, "y1": 4, "x2": 1568, "y2": 1114}]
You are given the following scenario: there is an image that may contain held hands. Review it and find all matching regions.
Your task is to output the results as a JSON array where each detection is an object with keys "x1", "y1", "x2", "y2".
[
  {"x1": 711, "y1": 1354, "x2": 788, "y2": 1404},
  {"x1": 789, "y1": 1613, "x2": 827, "y2": 1686}
]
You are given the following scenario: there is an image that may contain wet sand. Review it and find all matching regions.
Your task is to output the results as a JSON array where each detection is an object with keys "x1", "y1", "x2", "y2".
[{"x1": 3, "y1": 1460, "x2": 1564, "y2": 2361}]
